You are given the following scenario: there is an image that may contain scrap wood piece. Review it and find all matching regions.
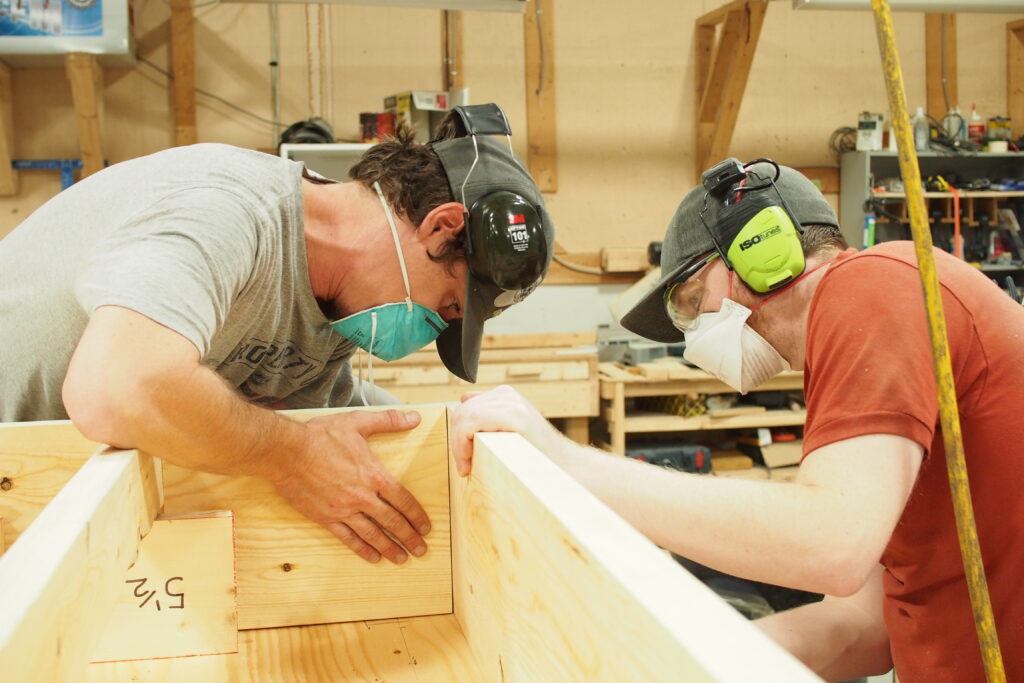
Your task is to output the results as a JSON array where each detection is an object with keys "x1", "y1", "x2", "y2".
[
  {"x1": 170, "y1": 0, "x2": 197, "y2": 146},
  {"x1": 90, "y1": 511, "x2": 237, "y2": 664},
  {"x1": 0, "y1": 449, "x2": 162, "y2": 682},
  {"x1": 925, "y1": 13, "x2": 957, "y2": 123}
]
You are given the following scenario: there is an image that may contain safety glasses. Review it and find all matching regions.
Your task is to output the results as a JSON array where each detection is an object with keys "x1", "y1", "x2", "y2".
[{"x1": 664, "y1": 251, "x2": 718, "y2": 332}]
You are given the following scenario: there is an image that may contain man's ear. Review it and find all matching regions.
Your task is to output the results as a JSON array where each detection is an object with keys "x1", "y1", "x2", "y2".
[{"x1": 418, "y1": 202, "x2": 466, "y2": 240}]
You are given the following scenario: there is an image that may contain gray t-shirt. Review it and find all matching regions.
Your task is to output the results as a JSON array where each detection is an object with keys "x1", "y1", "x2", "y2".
[{"x1": 0, "y1": 143, "x2": 355, "y2": 422}]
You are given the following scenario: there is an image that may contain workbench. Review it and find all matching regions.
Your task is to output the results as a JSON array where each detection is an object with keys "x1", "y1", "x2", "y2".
[{"x1": 599, "y1": 358, "x2": 805, "y2": 455}]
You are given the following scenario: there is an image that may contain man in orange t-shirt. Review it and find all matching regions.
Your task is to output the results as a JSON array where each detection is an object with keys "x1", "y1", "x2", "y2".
[{"x1": 447, "y1": 160, "x2": 1024, "y2": 681}]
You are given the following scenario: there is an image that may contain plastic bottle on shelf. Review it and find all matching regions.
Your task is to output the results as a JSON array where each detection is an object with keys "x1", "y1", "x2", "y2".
[
  {"x1": 913, "y1": 107, "x2": 930, "y2": 151},
  {"x1": 968, "y1": 104, "x2": 985, "y2": 144},
  {"x1": 943, "y1": 107, "x2": 967, "y2": 142}
]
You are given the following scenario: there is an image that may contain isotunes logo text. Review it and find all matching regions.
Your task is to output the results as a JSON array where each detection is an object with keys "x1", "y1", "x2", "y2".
[{"x1": 739, "y1": 225, "x2": 782, "y2": 251}]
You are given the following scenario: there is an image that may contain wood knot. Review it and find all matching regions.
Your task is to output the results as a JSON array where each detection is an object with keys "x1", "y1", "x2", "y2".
[
  {"x1": 281, "y1": 562, "x2": 293, "y2": 572},
  {"x1": 0, "y1": 477, "x2": 12, "y2": 491}
]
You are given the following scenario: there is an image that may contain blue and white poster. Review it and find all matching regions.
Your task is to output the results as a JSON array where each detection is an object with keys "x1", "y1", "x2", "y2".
[{"x1": 0, "y1": 0, "x2": 103, "y2": 38}]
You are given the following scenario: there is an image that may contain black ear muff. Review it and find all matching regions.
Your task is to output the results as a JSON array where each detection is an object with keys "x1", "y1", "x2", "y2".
[{"x1": 466, "y1": 191, "x2": 547, "y2": 290}]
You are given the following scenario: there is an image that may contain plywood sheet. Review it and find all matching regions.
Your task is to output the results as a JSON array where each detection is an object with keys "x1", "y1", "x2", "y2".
[{"x1": 86, "y1": 614, "x2": 481, "y2": 683}]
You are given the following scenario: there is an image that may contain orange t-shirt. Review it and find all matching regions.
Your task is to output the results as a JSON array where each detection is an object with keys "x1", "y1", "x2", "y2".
[{"x1": 802, "y1": 241, "x2": 1024, "y2": 682}]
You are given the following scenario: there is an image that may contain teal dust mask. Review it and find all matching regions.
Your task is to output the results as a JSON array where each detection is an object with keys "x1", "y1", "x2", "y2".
[{"x1": 328, "y1": 181, "x2": 449, "y2": 363}]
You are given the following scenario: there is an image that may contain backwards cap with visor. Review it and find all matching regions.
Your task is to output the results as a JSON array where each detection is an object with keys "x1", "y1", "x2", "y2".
[{"x1": 429, "y1": 104, "x2": 555, "y2": 382}]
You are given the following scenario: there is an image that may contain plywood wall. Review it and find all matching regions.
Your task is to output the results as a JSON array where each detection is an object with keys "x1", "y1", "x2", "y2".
[{"x1": 0, "y1": 1, "x2": 1019, "y2": 251}]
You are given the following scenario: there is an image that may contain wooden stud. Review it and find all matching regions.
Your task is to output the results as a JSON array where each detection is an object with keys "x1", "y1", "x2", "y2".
[
  {"x1": 0, "y1": 449, "x2": 162, "y2": 682},
  {"x1": 90, "y1": 511, "x2": 237, "y2": 663},
  {"x1": 449, "y1": 432, "x2": 820, "y2": 681},
  {"x1": 440, "y1": 10, "x2": 464, "y2": 92},
  {"x1": 170, "y1": 0, "x2": 198, "y2": 146},
  {"x1": 695, "y1": 1, "x2": 767, "y2": 178},
  {"x1": 1009, "y1": 20, "x2": 1024, "y2": 140},
  {"x1": 0, "y1": 60, "x2": 18, "y2": 196},
  {"x1": 523, "y1": 0, "x2": 557, "y2": 192},
  {"x1": 925, "y1": 13, "x2": 957, "y2": 122},
  {"x1": 64, "y1": 53, "x2": 105, "y2": 178}
]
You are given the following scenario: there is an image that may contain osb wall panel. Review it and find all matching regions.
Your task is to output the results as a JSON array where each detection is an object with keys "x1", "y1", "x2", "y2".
[{"x1": 0, "y1": 1, "x2": 1019, "y2": 251}]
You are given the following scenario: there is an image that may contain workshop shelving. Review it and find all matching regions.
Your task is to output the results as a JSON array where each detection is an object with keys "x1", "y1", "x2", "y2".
[{"x1": 598, "y1": 360, "x2": 804, "y2": 455}]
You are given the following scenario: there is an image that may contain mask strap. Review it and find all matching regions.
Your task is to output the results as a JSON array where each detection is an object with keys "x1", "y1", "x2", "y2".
[
  {"x1": 373, "y1": 181, "x2": 415, "y2": 312},
  {"x1": 357, "y1": 311, "x2": 379, "y2": 407},
  {"x1": 749, "y1": 260, "x2": 831, "y2": 312}
]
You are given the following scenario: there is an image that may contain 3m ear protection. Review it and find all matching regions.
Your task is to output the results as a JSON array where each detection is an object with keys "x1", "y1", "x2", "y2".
[
  {"x1": 438, "y1": 104, "x2": 548, "y2": 291},
  {"x1": 699, "y1": 158, "x2": 805, "y2": 293}
]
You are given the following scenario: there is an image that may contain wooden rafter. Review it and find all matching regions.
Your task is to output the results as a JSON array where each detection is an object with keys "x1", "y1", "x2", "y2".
[
  {"x1": 64, "y1": 53, "x2": 105, "y2": 178},
  {"x1": 694, "y1": 0, "x2": 767, "y2": 181},
  {"x1": 1009, "y1": 19, "x2": 1024, "y2": 140},
  {"x1": 441, "y1": 10, "x2": 464, "y2": 91},
  {"x1": 0, "y1": 60, "x2": 17, "y2": 196},
  {"x1": 523, "y1": 0, "x2": 557, "y2": 192},
  {"x1": 925, "y1": 13, "x2": 957, "y2": 122},
  {"x1": 170, "y1": 0, "x2": 197, "y2": 146}
]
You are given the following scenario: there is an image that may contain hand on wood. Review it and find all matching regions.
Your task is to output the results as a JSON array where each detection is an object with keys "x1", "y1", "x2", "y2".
[
  {"x1": 450, "y1": 385, "x2": 563, "y2": 476},
  {"x1": 270, "y1": 409, "x2": 432, "y2": 564}
]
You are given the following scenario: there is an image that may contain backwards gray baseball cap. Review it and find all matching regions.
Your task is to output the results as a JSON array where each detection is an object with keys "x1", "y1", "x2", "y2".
[
  {"x1": 429, "y1": 108, "x2": 555, "y2": 383},
  {"x1": 620, "y1": 162, "x2": 839, "y2": 343}
]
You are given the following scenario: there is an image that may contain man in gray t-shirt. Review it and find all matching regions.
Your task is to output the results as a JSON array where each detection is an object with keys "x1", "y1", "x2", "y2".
[{"x1": 0, "y1": 103, "x2": 554, "y2": 566}]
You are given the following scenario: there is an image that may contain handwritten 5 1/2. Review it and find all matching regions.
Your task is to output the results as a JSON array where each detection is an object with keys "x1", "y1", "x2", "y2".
[{"x1": 126, "y1": 576, "x2": 185, "y2": 611}]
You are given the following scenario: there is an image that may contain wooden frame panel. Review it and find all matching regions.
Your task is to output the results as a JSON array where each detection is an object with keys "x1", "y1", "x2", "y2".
[
  {"x1": 0, "y1": 409, "x2": 452, "y2": 631},
  {"x1": 3, "y1": 407, "x2": 821, "y2": 680},
  {"x1": 450, "y1": 432, "x2": 818, "y2": 681},
  {"x1": 0, "y1": 449, "x2": 162, "y2": 682}
]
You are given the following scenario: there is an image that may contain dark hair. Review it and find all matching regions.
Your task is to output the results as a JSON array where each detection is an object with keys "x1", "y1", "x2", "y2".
[
  {"x1": 799, "y1": 224, "x2": 848, "y2": 257},
  {"x1": 348, "y1": 112, "x2": 466, "y2": 272}
]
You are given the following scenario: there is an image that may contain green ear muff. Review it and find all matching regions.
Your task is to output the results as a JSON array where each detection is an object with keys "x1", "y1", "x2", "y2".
[
  {"x1": 725, "y1": 204, "x2": 805, "y2": 293},
  {"x1": 700, "y1": 158, "x2": 806, "y2": 294},
  {"x1": 466, "y1": 190, "x2": 547, "y2": 290}
]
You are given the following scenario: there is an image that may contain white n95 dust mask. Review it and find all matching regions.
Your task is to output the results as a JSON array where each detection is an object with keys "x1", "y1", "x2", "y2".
[{"x1": 682, "y1": 298, "x2": 790, "y2": 394}]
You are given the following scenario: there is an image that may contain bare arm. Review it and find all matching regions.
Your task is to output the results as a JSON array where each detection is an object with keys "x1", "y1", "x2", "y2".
[
  {"x1": 450, "y1": 385, "x2": 922, "y2": 596},
  {"x1": 64, "y1": 305, "x2": 432, "y2": 564},
  {"x1": 757, "y1": 565, "x2": 893, "y2": 681}
]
